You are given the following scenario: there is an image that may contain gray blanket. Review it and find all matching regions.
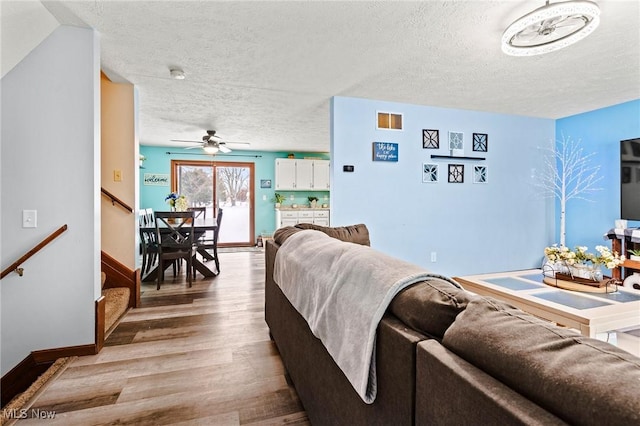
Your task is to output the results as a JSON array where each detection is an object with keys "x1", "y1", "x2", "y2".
[{"x1": 273, "y1": 229, "x2": 441, "y2": 403}]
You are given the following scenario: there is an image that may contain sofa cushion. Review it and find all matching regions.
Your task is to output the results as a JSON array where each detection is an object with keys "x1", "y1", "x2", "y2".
[
  {"x1": 273, "y1": 226, "x2": 302, "y2": 245},
  {"x1": 295, "y1": 223, "x2": 370, "y2": 246},
  {"x1": 442, "y1": 296, "x2": 640, "y2": 426},
  {"x1": 389, "y1": 278, "x2": 472, "y2": 339}
]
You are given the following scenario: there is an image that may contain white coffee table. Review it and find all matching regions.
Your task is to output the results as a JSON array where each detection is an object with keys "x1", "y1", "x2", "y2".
[{"x1": 454, "y1": 269, "x2": 640, "y2": 338}]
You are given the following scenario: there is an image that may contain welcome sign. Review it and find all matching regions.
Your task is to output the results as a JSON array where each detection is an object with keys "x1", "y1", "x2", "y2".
[{"x1": 143, "y1": 173, "x2": 169, "y2": 186}]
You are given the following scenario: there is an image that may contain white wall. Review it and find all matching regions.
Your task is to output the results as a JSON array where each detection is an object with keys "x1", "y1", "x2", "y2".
[
  {"x1": 0, "y1": 25, "x2": 100, "y2": 375},
  {"x1": 331, "y1": 96, "x2": 555, "y2": 276}
]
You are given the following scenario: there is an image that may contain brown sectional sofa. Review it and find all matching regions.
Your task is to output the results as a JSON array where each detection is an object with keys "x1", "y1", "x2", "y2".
[{"x1": 265, "y1": 224, "x2": 640, "y2": 425}]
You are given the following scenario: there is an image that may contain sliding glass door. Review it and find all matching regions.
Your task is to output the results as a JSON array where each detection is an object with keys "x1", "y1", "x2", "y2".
[{"x1": 172, "y1": 160, "x2": 255, "y2": 247}]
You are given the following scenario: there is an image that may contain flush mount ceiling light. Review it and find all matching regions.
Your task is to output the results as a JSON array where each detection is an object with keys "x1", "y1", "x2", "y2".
[
  {"x1": 169, "y1": 68, "x2": 185, "y2": 80},
  {"x1": 501, "y1": 0, "x2": 600, "y2": 56}
]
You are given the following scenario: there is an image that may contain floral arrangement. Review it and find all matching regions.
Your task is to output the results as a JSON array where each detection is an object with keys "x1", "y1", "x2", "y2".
[
  {"x1": 165, "y1": 192, "x2": 188, "y2": 211},
  {"x1": 544, "y1": 244, "x2": 624, "y2": 269}
]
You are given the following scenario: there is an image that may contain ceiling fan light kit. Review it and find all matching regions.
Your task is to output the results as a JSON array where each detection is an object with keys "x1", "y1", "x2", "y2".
[
  {"x1": 170, "y1": 130, "x2": 248, "y2": 154},
  {"x1": 502, "y1": 0, "x2": 600, "y2": 56}
]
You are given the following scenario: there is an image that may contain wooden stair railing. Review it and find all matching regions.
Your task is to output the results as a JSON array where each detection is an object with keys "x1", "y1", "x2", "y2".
[
  {"x1": 101, "y1": 187, "x2": 133, "y2": 213},
  {"x1": 1, "y1": 224, "x2": 68, "y2": 279}
]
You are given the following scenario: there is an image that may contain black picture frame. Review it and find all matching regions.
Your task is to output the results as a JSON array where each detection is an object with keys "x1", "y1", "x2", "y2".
[
  {"x1": 473, "y1": 133, "x2": 488, "y2": 152},
  {"x1": 448, "y1": 164, "x2": 464, "y2": 183},
  {"x1": 423, "y1": 129, "x2": 439, "y2": 149}
]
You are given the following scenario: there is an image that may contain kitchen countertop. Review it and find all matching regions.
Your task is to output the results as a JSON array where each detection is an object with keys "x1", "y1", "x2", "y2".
[{"x1": 276, "y1": 206, "x2": 329, "y2": 211}]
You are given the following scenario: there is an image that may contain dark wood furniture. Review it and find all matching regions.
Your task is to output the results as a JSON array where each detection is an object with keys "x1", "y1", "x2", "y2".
[
  {"x1": 194, "y1": 208, "x2": 223, "y2": 275},
  {"x1": 187, "y1": 206, "x2": 206, "y2": 219},
  {"x1": 140, "y1": 216, "x2": 219, "y2": 282},
  {"x1": 154, "y1": 211, "x2": 197, "y2": 289},
  {"x1": 606, "y1": 228, "x2": 640, "y2": 281}
]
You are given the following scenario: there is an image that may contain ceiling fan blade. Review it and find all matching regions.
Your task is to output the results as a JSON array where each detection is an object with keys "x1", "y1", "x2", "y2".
[
  {"x1": 224, "y1": 141, "x2": 251, "y2": 145},
  {"x1": 219, "y1": 145, "x2": 232, "y2": 154},
  {"x1": 170, "y1": 139, "x2": 202, "y2": 143},
  {"x1": 185, "y1": 145, "x2": 203, "y2": 150}
]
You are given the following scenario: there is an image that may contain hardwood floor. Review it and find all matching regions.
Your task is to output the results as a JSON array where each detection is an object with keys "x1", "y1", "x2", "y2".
[{"x1": 20, "y1": 251, "x2": 310, "y2": 425}]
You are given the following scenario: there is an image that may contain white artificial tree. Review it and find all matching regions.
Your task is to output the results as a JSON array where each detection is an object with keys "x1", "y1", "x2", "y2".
[{"x1": 536, "y1": 134, "x2": 603, "y2": 247}]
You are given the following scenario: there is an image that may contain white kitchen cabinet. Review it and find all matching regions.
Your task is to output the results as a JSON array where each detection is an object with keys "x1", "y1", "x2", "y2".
[
  {"x1": 275, "y1": 159, "x2": 297, "y2": 190},
  {"x1": 275, "y1": 159, "x2": 330, "y2": 190},
  {"x1": 312, "y1": 210, "x2": 330, "y2": 226},
  {"x1": 275, "y1": 208, "x2": 330, "y2": 229},
  {"x1": 313, "y1": 160, "x2": 330, "y2": 190},
  {"x1": 295, "y1": 160, "x2": 314, "y2": 190}
]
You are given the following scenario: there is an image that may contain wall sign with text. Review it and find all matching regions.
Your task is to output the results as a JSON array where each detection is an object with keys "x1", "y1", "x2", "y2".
[
  {"x1": 143, "y1": 173, "x2": 170, "y2": 186},
  {"x1": 372, "y1": 142, "x2": 398, "y2": 162}
]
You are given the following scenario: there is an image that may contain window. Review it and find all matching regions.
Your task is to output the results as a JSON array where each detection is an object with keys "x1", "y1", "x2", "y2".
[
  {"x1": 171, "y1": 159, "x2": 255, "y2": 246},
  {"x1": 377, "y1": 112, "x2": 403, "y2": 130}
]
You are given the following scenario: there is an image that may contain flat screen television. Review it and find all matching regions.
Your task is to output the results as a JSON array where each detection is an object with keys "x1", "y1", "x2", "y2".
[{"x1": 621, "y1": 138, "x2": 640, "y2": 220}]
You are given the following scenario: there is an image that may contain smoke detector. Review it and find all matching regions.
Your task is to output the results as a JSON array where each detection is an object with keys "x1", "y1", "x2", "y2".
[{"x1": 169, "y1": 68, "x2": 185, "y2": 80}]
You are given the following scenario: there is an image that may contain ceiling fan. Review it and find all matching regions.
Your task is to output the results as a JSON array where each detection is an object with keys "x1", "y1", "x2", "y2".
[{"x1": 170, "y1": 130, "x2": 249, "y2": 154}]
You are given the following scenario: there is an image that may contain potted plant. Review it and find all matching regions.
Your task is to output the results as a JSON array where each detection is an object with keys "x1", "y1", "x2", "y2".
[
  {"x1": 273, "y1": 193, "x2": 286, "y2": 208},
  {"x1": 628, "y1": 249, "x2": 640, "y2": 262},
  {"x1": 308, "y1": 196, "x2": 318, "y2": 208}
]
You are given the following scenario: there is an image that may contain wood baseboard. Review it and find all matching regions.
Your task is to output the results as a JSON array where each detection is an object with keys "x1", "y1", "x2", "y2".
[
  {"x1": 101, "y1": 251, "x2": 140, "y2": 308},
  {"x1": 0, "y1": 354, "x2": 50, "y2": 407},
  {"x1": 96, "y1": 295, "x2": 106, "y2": 353},
  {"x1": 32, "y1": 345, "x2": 96, "y2": 364},
  {"x1": 1, "y1": 342, "x2": 95, "y2": 408}
]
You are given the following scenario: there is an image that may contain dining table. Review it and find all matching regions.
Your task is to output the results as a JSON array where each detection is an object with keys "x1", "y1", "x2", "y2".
[{"x1": 140, "y1": 216, "x2": 219, "y2": 282}]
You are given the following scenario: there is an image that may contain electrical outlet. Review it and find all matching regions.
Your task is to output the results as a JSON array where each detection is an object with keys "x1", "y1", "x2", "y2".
[{"x1": 430, "y1": 252, "x2": 437, "y2": 262}]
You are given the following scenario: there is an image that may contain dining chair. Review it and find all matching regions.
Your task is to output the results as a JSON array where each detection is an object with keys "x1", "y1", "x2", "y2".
[
  {"x1": 154, "y1": 211, "x2": 197, "y2": 290},
  {"x1": 145, "y1": 208, "x2": 154, "y2": 226},
  {"x1": 187, "y1": 206, "x2": 206, "y2": 219},
  {"x1": 138, "y1": 210, "x2": 148, "y2": 226},
  {"x1": 139, "y1": 227, "x2": 159, "y2": 275},
  {"x1": 194, "y1": 207, "x2": 223, "y2": 276}
]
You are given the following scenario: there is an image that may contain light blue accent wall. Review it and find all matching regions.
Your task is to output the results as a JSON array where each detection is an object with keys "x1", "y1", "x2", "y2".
[
  {"x1": 330, "y1": 96, "x2": 556, "y2": 276},
  {"x1": 139, "y1": 146, "x2": 329, "y2": 241},
  {"x1": 555, "y1": 99, "x2": 640, "y2": 252}
]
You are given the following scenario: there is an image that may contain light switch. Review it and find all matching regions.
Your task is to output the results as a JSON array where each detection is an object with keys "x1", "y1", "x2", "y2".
[
  {"x1": 114, "y1": 170, "x2": 122, "y2": 182},
  {"x1": 23, "y1": 210, "x2": 37, "y2": 228}
]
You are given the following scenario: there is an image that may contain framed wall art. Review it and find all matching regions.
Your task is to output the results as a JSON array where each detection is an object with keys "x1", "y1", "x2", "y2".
[
  {"x1": 473, "y1": 133, "x2": 488, "y2": 152},
  {"x1": 143, "y1": 173, "x2": 170, "y2": 186},
  {"x1": 423, "y1": 129, "x2": 439, "y2": 149},
  {"x1": 448, "y1": 164, "x2": 464, "y2": 183},
  {"x1": 448, "y1": 131, "x2": 464, "y2": 155},
  {"x1": 422, "y1": 163, "x2": 438, "y2": 183},
  {"x1": 473, "y1": 165, "x2": 487, "y2": 183},
  {"x1": 260, "y1": 179, "x2": 272, "y2": 188},
  {"x1": 372, "y1": 142, "x2": 399, "y2": 162}
]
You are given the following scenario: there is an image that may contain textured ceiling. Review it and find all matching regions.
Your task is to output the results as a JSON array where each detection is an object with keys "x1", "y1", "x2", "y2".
[{"x1": 42, "y1": 0, "x2": 640, "y2": 152}]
